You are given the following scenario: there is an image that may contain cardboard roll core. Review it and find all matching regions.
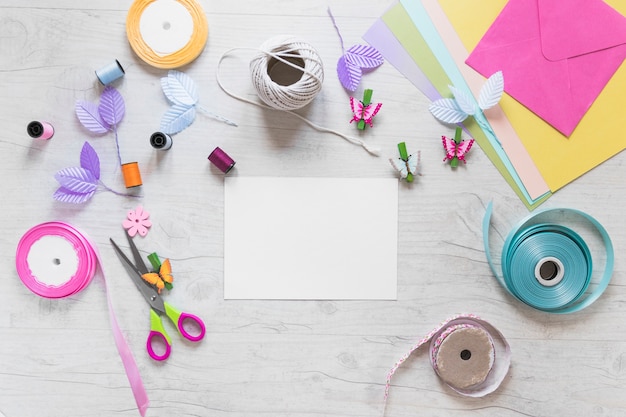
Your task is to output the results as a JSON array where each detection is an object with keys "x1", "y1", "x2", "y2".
[
  {"x1": 434, "y1": 326, "x2": 494, "y2": 390},
  {"x1": 267, "y1": 54, "x2": 305, "y2": 86}
]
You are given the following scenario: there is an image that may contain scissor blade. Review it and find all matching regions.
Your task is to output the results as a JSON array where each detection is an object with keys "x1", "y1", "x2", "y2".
[
  {"x1": 110, "y1": 238, "x2": 163, "y2": 309},
  {"x1": 126, "y1": 233, "x2": 150, "y2": 274}
]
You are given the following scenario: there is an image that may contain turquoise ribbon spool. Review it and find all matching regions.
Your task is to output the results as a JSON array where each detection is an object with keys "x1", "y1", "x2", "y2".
[{"x1": 483, "y1": 202, "x2": 614, "y2": 313}]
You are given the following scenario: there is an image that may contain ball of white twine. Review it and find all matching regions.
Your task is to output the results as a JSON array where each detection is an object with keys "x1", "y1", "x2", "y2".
[
  {"x1": 216, "y1": 36, "x2": 380, "y2": 156},
  {"x1": 249, "y1": 36, "x2": 324, "y2": 111}
]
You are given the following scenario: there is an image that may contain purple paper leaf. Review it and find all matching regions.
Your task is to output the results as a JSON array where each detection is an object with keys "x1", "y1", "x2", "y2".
[
  {"x1": 98, "y1": 86, "x2": 125, "y2": 127},
  {"x1": 75, "y1": 101, "x2": 110, "y2": 134},
  {"x1": 79, "y1": 141, "x2": 100, "y2": 180},
  {"x1": 345, "y1": 45, "x2": 384, "y2": 69},
  {"x1": 337, "y1": 56, "x2": 362, "y2": 92},
  {"x1": 53, "y1": 187, "x2": 96, "y2": 204},
  {"x1": 54, "y1": 166, "x2": 98, "y2": 194}
]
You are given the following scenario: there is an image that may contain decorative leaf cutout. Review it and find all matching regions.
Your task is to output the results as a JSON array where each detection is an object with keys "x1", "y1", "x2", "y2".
[
  {"x1": 449, "y1": 85, "x2": 477, "y2": 116},
  {"x1": 160, "y1": 104, "x2": 196, "y2": 134},
  {"x1": 344, "y1": 45, "x2": 384, "y2": 69},
  {"x1": 52, "y1": 141, "x2": 137, "y2": 204},
  {"x1": 428, "y1": 99, "x2": 469, "y2": 124},
  {"x1": 75, "y1": 101, "x2": 109, "y2": 134},
  {"x1": 429, "y1": 71, "x2": 504, "y2": 126},
  {"x1": 54, "y1": 166, "x2": 98, "y2": 194},
  {"x1": 328, "y1": 7, "x2": 384, "y2": 92},
  {"x1": 53, "y1": 187, "x2": 96, "y2": 204},
  {"x1": 159, "y1": 70, "x2": 235, "y2": 133},
  {"x1": 98, "y1": 86, "x2": 126, "y2": 126},
  {"x1": 162, "y1": 70, "x2": 199, "y2": 106},
  {"x1": 478, "y1": 71, "x2": 504, "y2": 111},
  {"x1": 79, "y1": 141, "x2": 100, "y2": 180},
  {"x1": 337, "y1": 56, "x2": 362, "y2": 92}
]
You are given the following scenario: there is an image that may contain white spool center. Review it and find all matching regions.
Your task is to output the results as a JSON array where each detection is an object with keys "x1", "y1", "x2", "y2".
[
  {"x1": 534, "y1": 256, "x2": 565, "y2": 287},
  {"x1": 139, "y1": 0, "x2": 194, "y2": 56},
  {"x1": 26, "y1": 235, "x2": 79, "y2": 287}
]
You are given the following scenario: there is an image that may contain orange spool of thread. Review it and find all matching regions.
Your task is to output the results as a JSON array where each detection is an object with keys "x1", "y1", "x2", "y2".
[{"x1": 121, "y1": 162, "x2": 143, "y2": 188}]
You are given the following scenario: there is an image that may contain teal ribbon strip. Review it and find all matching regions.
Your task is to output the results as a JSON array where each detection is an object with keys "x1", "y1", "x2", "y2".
[{"x1": 483, "y1": 202, "x2": 614, "y2": 314}]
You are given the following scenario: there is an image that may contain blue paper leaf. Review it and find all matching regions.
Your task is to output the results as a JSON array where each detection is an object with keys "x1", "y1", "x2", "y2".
[
  {"x1": 54, "y1": 166, "x2": 98, "y2": 194},
  {"x1": 53, "y1": 187, "x2": 96, "y2": 204},
  {"x1": 75, "y1": 101, "x2": 110, "y2": 134},
  {"x1": 344, "y1": 45, "x2": 384, "y2": 69},
  {"x1": 429, "y1": 98, "x2": 469, "y2": 124},
  {"x1": 160, "y1": 104, "x2": 196, "y2": 134},
  {"x1": 449, "y1": 86, "x2": 477, "y2": 116},
  {"x1": 337, "y1": 56, "x2": 362, "y2": 92},
  {"x1": 478, "y1": 71, "x2": 504, "y2": 111},
  {"x1": 98, "y1": 86, "x2": 125, "y2": 126},
  {"x1": 161, "y1": 70, "x2": 199, "y2": 106},
  {"x1": 79, "y1": 141, "x2": 100, "y2": 180}
]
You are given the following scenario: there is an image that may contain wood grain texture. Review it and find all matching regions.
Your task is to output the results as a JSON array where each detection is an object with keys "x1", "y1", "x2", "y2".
[{"x1": 1, "y1": 1, "x2": 626, "y2": 416}]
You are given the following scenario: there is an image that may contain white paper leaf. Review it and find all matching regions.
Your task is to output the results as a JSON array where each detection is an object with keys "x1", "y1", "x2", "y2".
[
  {"x1": 429, "y1": 98, "x2": 469, "y2": 124},
  {"x1": 449, "y1": 86, "x2": 477, "y2": 116},
  {"x1": 54, "y1": 166, "x2": 98, "y2": 194},
  {"x1": 160, "y1": 104, "x2": 196, "y2": 134},
  {"x1": 478, "y1": 71, "x2": 504, "y2": 111},
  {"x1": 161, "y1": 70, "x2": 199, "y2": 106}
]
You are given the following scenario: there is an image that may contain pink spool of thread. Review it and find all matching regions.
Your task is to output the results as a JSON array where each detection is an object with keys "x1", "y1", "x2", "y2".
[
  {"x1": 27, "y1": 121, "x2": 54, "y2": 140},
  {"x1": 208, "y1": 147, "x2": 236, "y2": 173}
]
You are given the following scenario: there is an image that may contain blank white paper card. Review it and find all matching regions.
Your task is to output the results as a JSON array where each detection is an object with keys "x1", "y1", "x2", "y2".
[{"x1": 224, "y1": 177, "x2": 398, "y2": 300}]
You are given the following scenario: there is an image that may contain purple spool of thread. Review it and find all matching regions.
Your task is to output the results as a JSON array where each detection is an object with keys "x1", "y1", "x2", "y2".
[{"x1": 208, "y1": 147, "x2": 235, "y2": 173}]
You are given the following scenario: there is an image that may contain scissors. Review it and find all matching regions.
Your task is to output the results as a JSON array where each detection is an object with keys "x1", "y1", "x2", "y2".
[{"x1": 110, "y1": 235, "x2": 206, "y2": 361}]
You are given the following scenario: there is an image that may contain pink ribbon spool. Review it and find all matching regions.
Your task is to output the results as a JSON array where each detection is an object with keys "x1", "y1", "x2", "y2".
[
  {"x1": 382, "y1": 314, "x2": 510, "y2": 416},
  {"x1": 16, "y1": 222, "x2": 96, "y2": 297},
  {"x1": 15, "y1": 222, "x2": 149, "y2": 416}
]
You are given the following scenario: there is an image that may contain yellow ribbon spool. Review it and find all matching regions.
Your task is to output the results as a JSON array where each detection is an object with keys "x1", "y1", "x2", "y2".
[{"x1": 126, "y1": 0, "x2": 208, "y2": 69}]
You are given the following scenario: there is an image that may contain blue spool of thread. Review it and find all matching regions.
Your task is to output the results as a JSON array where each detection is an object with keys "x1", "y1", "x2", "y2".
[
  {"x1": 483, "y1": 202, "x2": 614, "y2": 314},
  {"x1": 96, "y1": 60, "x2": 125, "y2": 85}
]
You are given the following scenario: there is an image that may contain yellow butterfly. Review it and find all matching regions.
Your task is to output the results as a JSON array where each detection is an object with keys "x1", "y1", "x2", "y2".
[{"x1": 141, "y1": 259, "x2": 173, "y2": 293}]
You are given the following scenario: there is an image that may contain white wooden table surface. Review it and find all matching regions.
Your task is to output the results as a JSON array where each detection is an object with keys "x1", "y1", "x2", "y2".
[{"x1": 2, "y1": 1, "x2": 626, "y2": 416}]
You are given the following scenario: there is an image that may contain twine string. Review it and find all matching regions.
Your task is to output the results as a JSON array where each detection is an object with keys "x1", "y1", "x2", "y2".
[{"x1": 216, "y1": 38, "x2": 380, "y2": 156}]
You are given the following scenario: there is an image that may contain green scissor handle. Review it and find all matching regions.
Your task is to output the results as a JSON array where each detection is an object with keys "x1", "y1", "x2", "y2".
[{"x1": 146, "y1": 302, "x2": 206, "y2": 361}]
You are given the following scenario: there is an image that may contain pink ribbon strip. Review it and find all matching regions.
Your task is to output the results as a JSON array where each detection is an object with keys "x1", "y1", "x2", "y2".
[
  {"x1": 16, "y1": 221, "x2": 149, "y2": 416},
  {"x1": 382, "y1": 314, "x2": 510, "y2": 416}
]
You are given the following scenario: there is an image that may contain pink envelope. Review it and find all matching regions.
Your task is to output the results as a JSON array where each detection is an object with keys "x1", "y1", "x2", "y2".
[{"x1": 466, "y1": 0, "x2": 626, "y2": 137}]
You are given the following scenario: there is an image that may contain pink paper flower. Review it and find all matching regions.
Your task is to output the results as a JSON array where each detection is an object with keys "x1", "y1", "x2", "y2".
[{"x1": 123, "y1": 205, "x2": 152, "y2": 237}]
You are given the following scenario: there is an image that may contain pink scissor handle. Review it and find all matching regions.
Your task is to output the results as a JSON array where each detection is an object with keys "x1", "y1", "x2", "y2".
[
  {"x1": 177, "y1": 312, "x2": 206, "y2": 342},
  {"x1": 147, "y1": 330, "x2": 172, "y2": 361}
]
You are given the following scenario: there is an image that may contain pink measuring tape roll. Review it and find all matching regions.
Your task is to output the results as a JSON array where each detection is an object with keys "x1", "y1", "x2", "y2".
[
  {"x1": 15, "y1": 222, "x2": 149, "y2": 416},
  {"x1": 383, "y1": 314, "x2": 510, "y2": 416}
]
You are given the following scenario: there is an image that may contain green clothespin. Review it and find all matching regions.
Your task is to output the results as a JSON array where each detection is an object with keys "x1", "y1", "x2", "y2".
[
  {"x1": 397, "y1": 142, "x2": 414, "y2": 183},
  {"x1": 147, "y1": 252, "x2": 173, "y2": 290},
  {"x1": 450, "y1": 127, "x2": 462, "y2": 168},
  {"x1": 357, "y1": 89, "x2": 373, "y2": 130}
]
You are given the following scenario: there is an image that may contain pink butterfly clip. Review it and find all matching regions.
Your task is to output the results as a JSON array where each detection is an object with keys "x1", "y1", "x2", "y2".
[
  {"x1": 442, "y1": 127, "x2": 475, "y2": 168},
  {"x1": 350, "y1": 89, "x2": 382, "y2": 130}
]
